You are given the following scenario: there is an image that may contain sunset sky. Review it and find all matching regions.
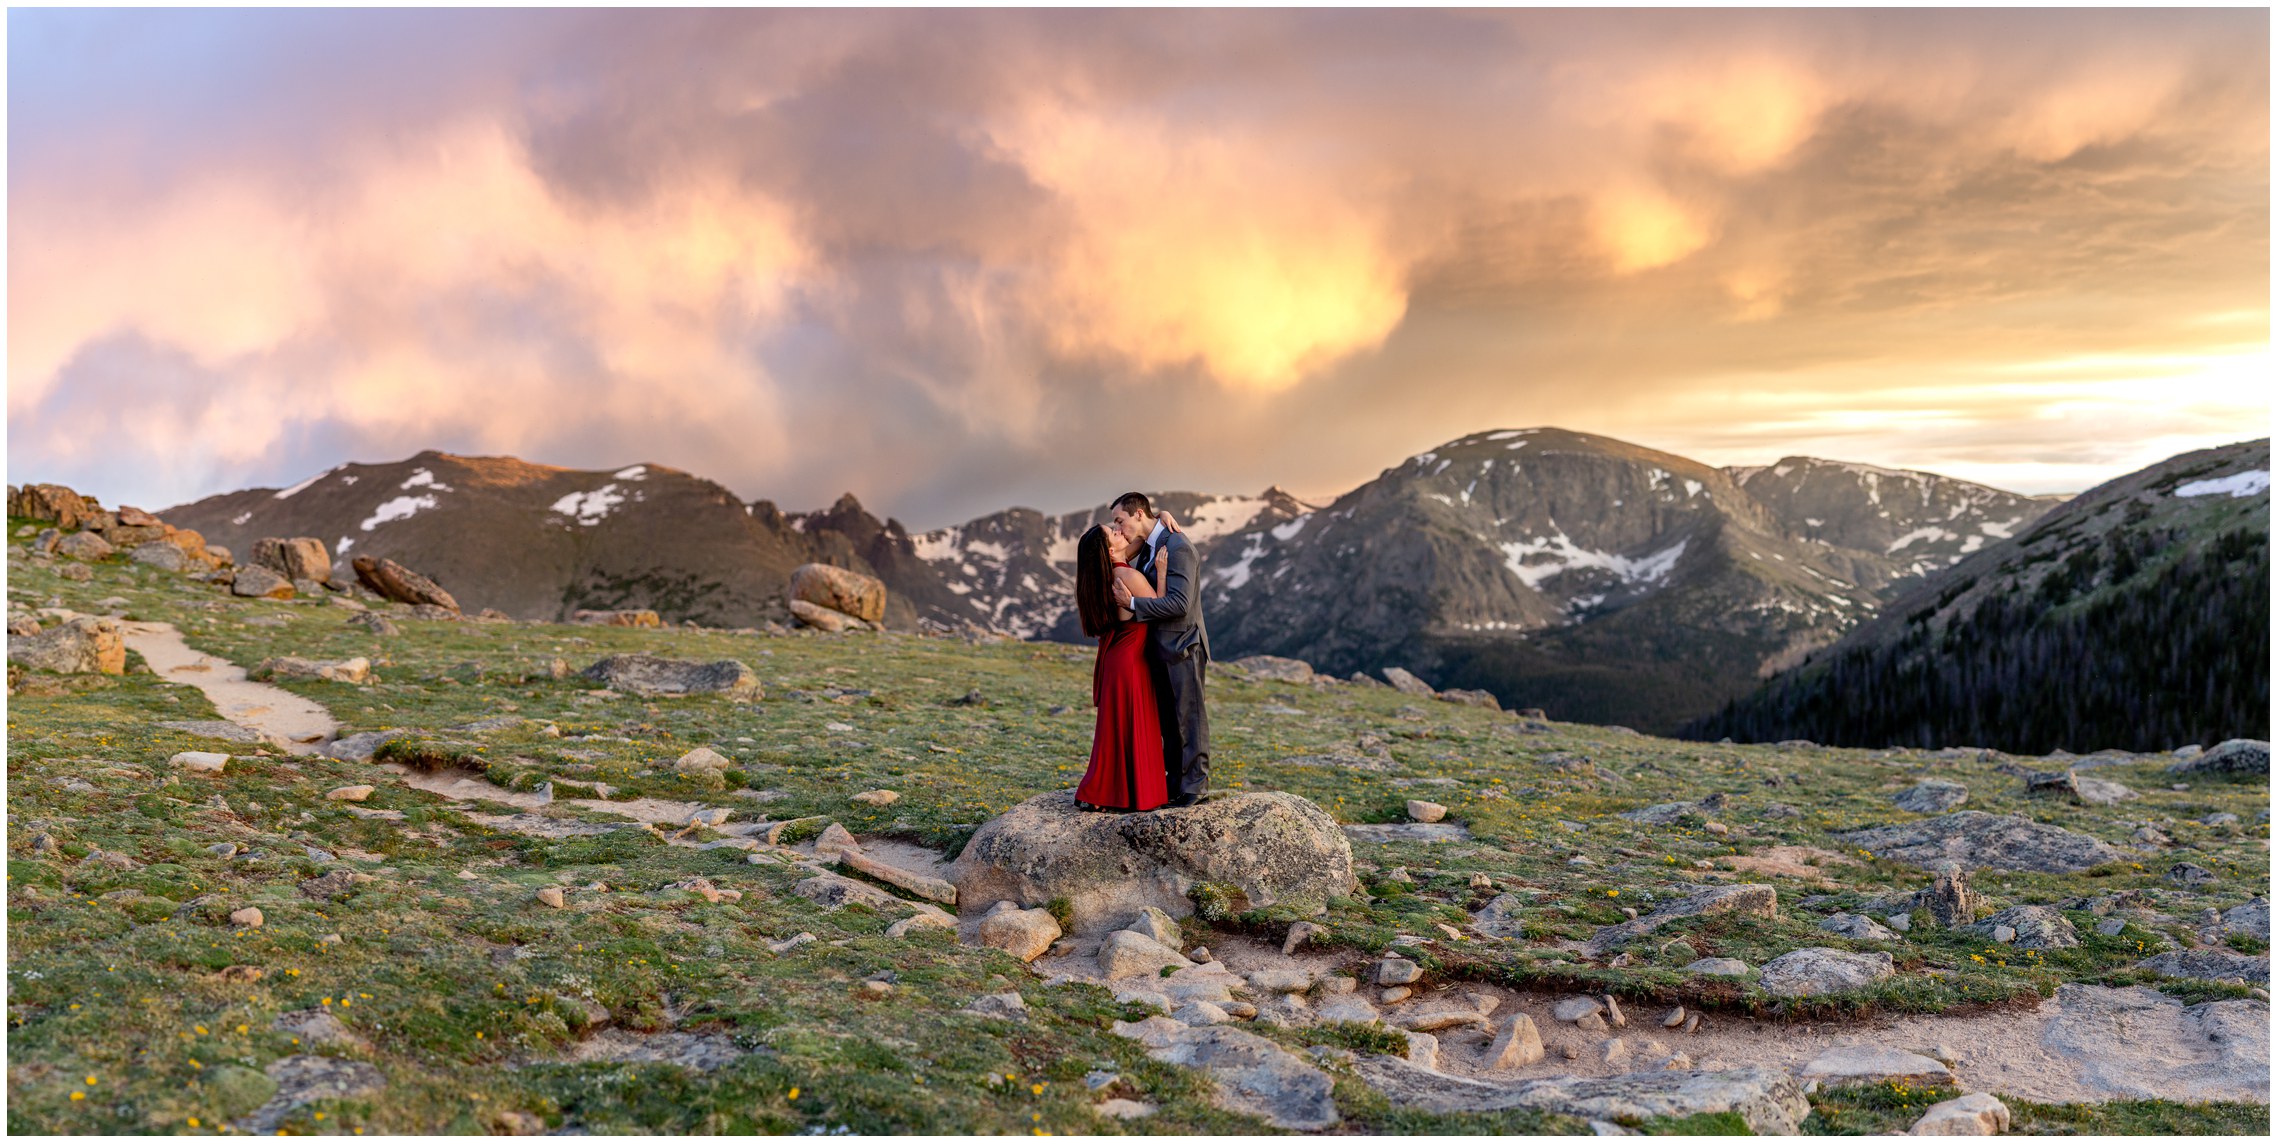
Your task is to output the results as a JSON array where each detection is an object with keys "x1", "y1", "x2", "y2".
[{"x1": 8, "y1": 8, "x2": 2268, "y2": 528}]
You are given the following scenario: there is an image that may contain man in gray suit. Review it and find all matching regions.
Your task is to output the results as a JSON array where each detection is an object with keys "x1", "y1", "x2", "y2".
[{"x1": 1109, "y1": 492, "x2": 1211, "y2": 806}]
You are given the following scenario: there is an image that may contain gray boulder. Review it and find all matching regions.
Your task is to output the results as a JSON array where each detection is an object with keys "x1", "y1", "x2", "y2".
[
  {"x1": 1893, "y1": 780, "x2": 1969, "y2": 814},
  {"x1": 949, "y1": 790, "x2": 1355, "y2": 934},
  {"x1": 54, "y1": 531, "x2": 114, "y2": 561},
  {"x1": 2169, "y1": 739, "x2": 2270, "y2": 780},
  {"x1": 1684, "y1": 958, "x2": 1751, "y2": 977},
  {"x1": 1471, "y1": 893, "x2": 1528, "y2": 938},
  {"x1": 1114, "y1": 1016, "x2": 1338, "y2": 1131},
  {"x1": 130, "y1": 542, "x2": 188, "y2": 572},
  {"x1": 230, "y1": 564, "x2": 295, "y2": 599},
  {"x1": 1228, "y1": 655, "x2": 1316, "y2": 684},
  {"x1": 580, "y1": 654, "x2": 764, "y2": 701},
  {"x1": 1819, "y1": 913, "x2": 1899, "y2": 941},
  {"x1": 1966, "y1": 905, "x2": 2079, "y2": 950},
  {"x1": 2219, "y1": 898, "x2": 2270, "y2": 941},
  {"x1": 1758, "y1": 948, "x2": 1895, "y2": 997},
  {"x1": 1380, "y1": 667, "x2": 1434, "y2": 695},
  {"x1": 234, "y1": 1055, "x2": 386, "y2": 1134},
  {"x1": 1838, "y1": 811, "x2": 2120, "y2": 873}
]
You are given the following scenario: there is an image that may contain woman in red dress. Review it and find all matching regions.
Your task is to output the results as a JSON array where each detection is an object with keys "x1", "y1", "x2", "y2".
[{"x1": 1072, "y1": 517, "x2": 1175, "y2": 812}]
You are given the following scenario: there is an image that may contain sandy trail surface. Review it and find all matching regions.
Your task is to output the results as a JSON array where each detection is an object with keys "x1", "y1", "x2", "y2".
[{"x1": 116, "y1": 619, "x2": 339, "y2": 753}]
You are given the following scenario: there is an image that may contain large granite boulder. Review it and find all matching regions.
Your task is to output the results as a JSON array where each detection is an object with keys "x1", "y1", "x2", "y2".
[
  {"x1": 790, "y1": 563, "x2": 886, "y2": 624},
  {"x1": 948, "y1": 790, "x2": 1356, "y2": 934},
  {"x1": 252, "y1": 537, "x2": 333, "y2": 585},
  {"x1": 351, "y1": 555, "x2": 460, "y2": 612},
  {"x1": 8, "y1": 615, "x2": 125, "y2": 675},
  {"x1": 1838, "y1": 811, "x2": 2120, "y2": 873},
  {"x1": 8, "y1": 483, "x2": 101, "y2": 529},
  {"x1": 580, "y1": 654, "x2": 763, "y2": 701}
]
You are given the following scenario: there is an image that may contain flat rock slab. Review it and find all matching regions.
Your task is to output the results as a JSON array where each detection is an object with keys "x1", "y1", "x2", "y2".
[
  {"x1": 1343, "y1": 822, "x2": 1472, "y2": 844},
  {"x1": 1352, "y1": 1054, "x2": 1809, "y2": 1135},
  {"x1": 1966, "y1": 905, "x2": 2079, "y2": 951},
  {"x1": 157, "y1": 719, "x2": 263, "y2": 743},
  {"x1": 1838, "y1": 811, "x2": 2120, "y2": 873},
  {"x1": 1113, "y1": 1016, "x2": 1339, "y2": 1131},
  {"x1": 1893, "y1": 780, "x2": 1969, "y2": 814},
  {"x1": 951, "y1": 790, "x2": 1355, "y2": 934},
  {"x1": 2040, "y1": 984, "x2": 2268, "y2": 1102},
  {"x1": 579, "y1": 654, "x2": 764, "y2": 700},
  {"x1": 120, "y1": 621, "x2": 338, "y2": 753},
  {"x1": 1799, "y1": 1045, "x2": 1954, "y2": 1085},
  {"x1": 1758, "y1": 948, "x2": 1895, "y2": 997}
]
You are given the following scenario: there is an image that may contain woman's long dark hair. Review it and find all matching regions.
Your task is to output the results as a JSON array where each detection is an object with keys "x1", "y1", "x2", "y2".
[{"x1": 1074, "y1": 524, "x2": 1119, "y2": 639}]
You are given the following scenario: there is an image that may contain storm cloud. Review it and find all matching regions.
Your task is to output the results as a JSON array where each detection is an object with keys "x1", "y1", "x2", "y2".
[{"x1": 8, "y1": 8, "x2": 2266, "y2": 524}]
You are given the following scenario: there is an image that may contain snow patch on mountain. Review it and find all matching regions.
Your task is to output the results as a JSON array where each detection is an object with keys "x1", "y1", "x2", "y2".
[
  {"x1": 400, "y1": 468, "x2": 453, "y2": 492},
  {"x1": 549, "y1": 484, "x2": 625, "y2": 526},
  {"x1": 612, "y1": 465, "x2": 648, "y2": 480},
  {"x1": 1500, "y1": 529, "x2": 1688, "y2": 590},
  {"x1": 360, "y1": 494, "x2": 440, "y2": 531},
  {"x1": 2176, "y1": 470, "x2": 2270, "y2": 499},
  {"x1": 273, "y1": 468, "x2": 335, "y2": 500}
]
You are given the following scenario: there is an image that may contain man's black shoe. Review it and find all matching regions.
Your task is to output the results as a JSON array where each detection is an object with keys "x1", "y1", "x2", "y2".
[{"x1": 1167, "y1": 791, "x2": 1204, "y2": 808}]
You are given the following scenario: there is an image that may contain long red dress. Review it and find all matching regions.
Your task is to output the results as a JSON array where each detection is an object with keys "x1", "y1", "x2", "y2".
[{"x1": 1076, "y1": 563, "x2": 1170, "y2": 812}]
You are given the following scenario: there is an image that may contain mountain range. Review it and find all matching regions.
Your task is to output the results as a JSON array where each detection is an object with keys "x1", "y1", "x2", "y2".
[
  {"x1": 1688, "y1": 438, "x2": 2270, "y2": 753},
  {"x1": 160, "y1": 427, "x2": 2061, "y2": 732}
]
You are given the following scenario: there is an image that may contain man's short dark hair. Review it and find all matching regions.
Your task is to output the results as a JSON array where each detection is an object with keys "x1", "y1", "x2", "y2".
[{"x1": 1113, "y1": 492, "x2": 1153, "y2": 518}]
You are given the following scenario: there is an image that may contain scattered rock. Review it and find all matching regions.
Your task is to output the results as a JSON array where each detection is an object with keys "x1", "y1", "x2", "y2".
[
  {"x1": 1095, "y1": 1098, "x2": 1156, "y2": 1120},
  {"x1": 1100, "y1": 930, "x2": 1195, "y2": 980},
  {"x1": 838, "y1": 848, "x2": 957, "y2": 905},
  {"x1": 256, "y1": 655, "x2": 372, "y2": 684},
  {"x1": 1839, "y1": 811, "x2": 2121, "y2": 873},
  {"x1": 1112, "y1": 1016, "x2": 1339, "y2": 1131},
  {"x1": 963, "y1": 992, "x2": 1029, "y2": 1021},
  {"x1": 793, "y1": 872, "x2": 899, "y2": 910},
  {"x1": 1380, "y1": 667, "x2": 1434, "y2": 695},
  {"x1": 580, "y1": 654, "x2": 764, "y2": 701},
  {"x1": 813, "y1": 822, "x2": 861, "y2": 859},
  {"x1": 948, "y1": 790, "x2": 1355, "y2": 933},
  {"x1": 272, "y1": 1007, "x2": 369, "y2": 1049},
  {"x1": 1819, "y1": 913, "x2": 1899, "y2": 941},
  {"x1": 229, "y1": 907, "x2": 265, "y2": 928},
  {"x1": 1684, "y1": 958, "x2": 1750, "y2": 977},
  {"x1": 536, "y1": 887, "x2": 567, "y2": 909},
  {"x1": 1438, "y1": 688, "x2": 1500, "y2": 710},
  {"x1": 1405, "y1": 799, "x2": 1447, "y2": 823},
  {"x1": 251, "y1": 537, "x2": 333, "y2": 585},
  {"x1": 1394, "y1": 1001, "x2": 1491, "y2": 1033},
  {"x1": 1484, "y1": 1013, "x2": 1545, "y2": 1070},
  {"x1": 789, "y1": 598, "x2": 861, "y2": 633},
  {"x1": 229, "y1": 565, "x2": 295, "y2": 599},
  {"x1": 1350, "y1": 1056, "x2": 1810, "y2": 1134},
  {"x1": 789, "y1": 563, "x2": 887, "y2": 623},
  {"x1": 1551, "y1": 997, "x2": 1604, "y2": 1023},
  {"x1": 345, "y1": 611, "x2": 400, "y2": 636},
  {"x1": 673, "y1": 746, "x2": 733, "y2": 779},
  {"x1": 1756, "y1": 948, "x2": 1894, "y2": 997},
  {"x1": 158, "y1": 720, "x2": 261, "y2": 743},
  {"x1": 170, "y1": 751, "x2": 230, "y2": 774},
  {"x1": 1343, "y1": 822, "x2": 1472, "y2": 844},
  {"x1": 1228, "y1": 655, "x2": 1315, "y2": 684},
  {"x1": 570, "y1": 608, "x2": 662, "y2": 627},
  {"x1": 1893, "y1": 780, "x2": 1969, "y2": 814},
  {"x1": 1908, "y1": 1092, "x2": 2011, "y2": 1136},
  {"x1": 297, "y1": 871, "x2": 360, "y2": 901},
  {"x1": 851, "y1": 789, "x2": 900, "y2": 806},
  {"x1": 976, "y1": 907, "x2": 1061, "y2": 962},
  {"x1": 1378, "y1": 958, "x2": 1423, "y2": 986},
  {"x1": 54, "y1": 531, "x2": 115, "y2": 561},
  {"x1": 350, "y1": 555, "x2": 459, "y2": 611},
  {"x1": 7, "y1": 615, "x2": 126, "y2": 675},
  {"x1": 2167, "y1": 739, "x2": 2269, "y2": 780},
  {"x1": 1966, "y1": 905, "x2": 2079, "y2": 950},
  {"x1": 1283, "y1": 920, "x2": 1327, "y2": 954}
]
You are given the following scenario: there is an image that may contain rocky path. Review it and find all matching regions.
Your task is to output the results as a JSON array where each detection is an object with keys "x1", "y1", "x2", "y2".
[{"x1": 117, "y1": 619, "x2": 338, "y2": 753}]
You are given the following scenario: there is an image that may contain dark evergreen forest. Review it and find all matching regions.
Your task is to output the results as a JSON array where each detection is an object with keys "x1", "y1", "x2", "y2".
[{"x1": 1686, "y1": 525, "x2": 2270, "y2": 754}]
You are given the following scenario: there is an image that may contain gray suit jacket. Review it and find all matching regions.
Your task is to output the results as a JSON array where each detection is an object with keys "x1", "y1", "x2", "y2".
[{"x1": 1130, "y1": 530, "x2": 1211, "y2": 663}]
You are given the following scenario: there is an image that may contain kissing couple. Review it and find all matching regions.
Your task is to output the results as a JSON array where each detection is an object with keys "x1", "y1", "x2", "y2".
[{"x1": 1071, "y1": 492, "x2": 1211, "y2": 812}]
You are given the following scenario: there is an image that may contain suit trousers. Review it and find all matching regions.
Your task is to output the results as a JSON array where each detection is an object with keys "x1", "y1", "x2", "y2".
[{"x1": 1150, "y1": 649, "x2": 1211, "y2": 798}]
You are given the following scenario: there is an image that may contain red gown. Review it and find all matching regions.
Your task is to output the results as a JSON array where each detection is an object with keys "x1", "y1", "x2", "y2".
[{"x1": 1076, "y1": 563, "x2": 1170, "y2": 812}]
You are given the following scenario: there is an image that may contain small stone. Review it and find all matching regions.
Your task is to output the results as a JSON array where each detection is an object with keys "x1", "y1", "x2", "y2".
[
  {"x1": 1704, "y1": 821, "x2": 1728, "y2": 836},
  {"x1": 1224, "y1": 1001, "x2": 1258, "y2": 1019},
  {"x1": 1380, "y1": 986, "x2": 1413, "y2": 1004},
  {"x1": 1469, "y1": 873, "x2": 1493, "y2": 890},
  {"x1": 1484, "y1": 1013, "x2": 1545, "y2": 1070},
  {"x1": 170, "y1": 751, "x2": 229, "y2": 774},
  {"x1": 1126, "y1": 906, "x2": 1182, "y2": 947},
  {"x1": 1403, "y1": 1031, "x2": 1440, "y2": 1070},
  {"x1": 1378, "y1": 957, "x2": 1423, "y2": 985},
  {"x1": 1177, "y1": 1000, "x2": 1233, "y2": 1026},
  {"x1": 1682, "y1": 1013, "x2": 1701, "y2": 1035},
  {"x1": 325, "y1": 785, "x2": 374, "y2": 802},
  {"x1": 851, "y1": 789, "x2": 900, "y2": 806},
  {"x1": 978, "y1": 908, "x2": 1062, "y2": 963},
  {"x1": 1095, "y1": 1099, "x2": 1155, "y2": 1120},
  {"x1": 1661, "y1": 1005, "x2": 1686, "y2": 1029},
  {"x1": 1886, "y1": 913, "x2": 1912, "y2": 933},
  {"x1": 1601, "y1": 1038, "x2": 1630, "y2": 1065},
  {"x1": 1100, "y1": 931, "x2": 1194, "y2": 980},
  {"x1": 536, "y1": 887, "x2": 567, "y2": 909},
  {"x1": 813, "y1": 822, "x2": 860, "y2": 858},
  {"x1": 1283, "y1": 920, "x2": 1327, "y2": 955},
  {"x1": 1248, "y1": 969, "x2": 1312, "y2": 994},
  {"x1": 2166, "y1": 862, "x2": 2216, "y2": 888},
  {"x1": 768, "y1": 932, "x2": 818, "y2": 954},
  {"x1": 1406, "y1": 800, "x2": 1447, "y2": 823},
  {"x1": 1190, "y1": 946, "x2": 1214, "y2": 963},
  {"x1": 229, "y1": 907, "x2": 264, "y2": 928},
  {"x1": 2096, "y1": 917, "x2": 2126, "y2": 937},
  {"x1": 1551, "y1": 997, "x2": 1604, "y2": 1022},
  {"x1": 862, "y1": 980, "x2": 893, "y2": 996},
  {"x1": 1758, "y1": 948, "x2": 1895, "y2": 997},
  {"x1": 1601, "y1": 994, "x2": 1625, "y2": 1028},
  {"x1": 1559, "y1": 1042, "x2": 1581, "y2": 1060},
  {"x1": 1992, "y1": 925, "x2": 2018, "y2": 943},
  {"x1": 1908, "y1": 1092, "x2": 2011, "y2": 1136},
  {"x1": 886, "y1": 910, "x2": 958, "y2": 938}
]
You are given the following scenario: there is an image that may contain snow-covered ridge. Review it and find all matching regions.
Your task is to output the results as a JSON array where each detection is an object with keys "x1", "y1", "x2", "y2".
[
  {"x1": 1499, "y1": 527, "x2": 1688, "y2": 590},
  {"x1": 273, "y1": 467, "x2": 337, "y2": 500},
  {"x1": 549, "y1": 484, "x2": 626, "y2": 526},
  {"x1": 360, "y1": 495, "x2": 439, "y2": 532},
  {"x1": 2176, "y1": 470, "x2": 2270, "y2": 500}
]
